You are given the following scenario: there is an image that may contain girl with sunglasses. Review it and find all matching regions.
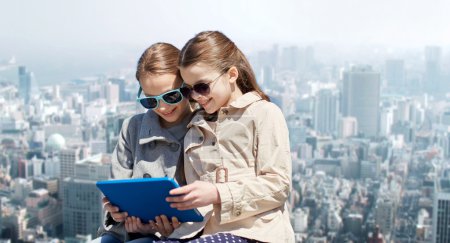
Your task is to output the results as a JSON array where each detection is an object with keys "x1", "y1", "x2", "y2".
[
  {"x1": 142, "y1": 31, "x2": 294, "y2": 243},
  {"x1": 95, "y1": 43, "x2": 194, "y2": 243}
]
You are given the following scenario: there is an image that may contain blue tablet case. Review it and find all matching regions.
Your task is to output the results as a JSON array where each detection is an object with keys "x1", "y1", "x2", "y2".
[{"x1": 96, "y1": 177, "x2": 204, "y2": 223}]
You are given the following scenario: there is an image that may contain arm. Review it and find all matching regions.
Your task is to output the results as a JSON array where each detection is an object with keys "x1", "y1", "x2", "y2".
[{"x1": 215, "y1": 102, "x2": 292, "y2": 223}]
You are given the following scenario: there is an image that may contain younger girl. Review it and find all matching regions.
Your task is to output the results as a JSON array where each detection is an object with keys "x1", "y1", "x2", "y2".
[
  {"x1": 167, "y1": 31, "x2": 294, "y2": 242},
  {"x1": 96, "y1": 43, "x2": 193, "y2": 242}
]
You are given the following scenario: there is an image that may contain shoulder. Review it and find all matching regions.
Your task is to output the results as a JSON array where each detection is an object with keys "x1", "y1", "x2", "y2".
[{"x1": 248, "y1": 100, "x2": 284, "y2": 117}]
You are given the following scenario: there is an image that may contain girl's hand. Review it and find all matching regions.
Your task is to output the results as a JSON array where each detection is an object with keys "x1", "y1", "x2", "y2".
[
  {"x1": 124, "y1": 215, "x2": 181, "y2": 237},
  {"x1": 152, "y1": 215, "x2": 181, "y2": 237},
  {"x1": 102, "y1": 197, "x2": 128, "y2": 223},
  {"x1": 125, "y1": 216, "x2": 156, "y2": 234},
  {"x1": 166, "y1": 181, "x2": 220, "y2": 210}
]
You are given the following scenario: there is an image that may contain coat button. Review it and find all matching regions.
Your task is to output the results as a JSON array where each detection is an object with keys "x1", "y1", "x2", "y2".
[
  {"x1": 235, "y1": 210, "x2": 241, "y2": 216},
  {"x1": 143, "y1": 173, "x2": 151, "y2": 178}
]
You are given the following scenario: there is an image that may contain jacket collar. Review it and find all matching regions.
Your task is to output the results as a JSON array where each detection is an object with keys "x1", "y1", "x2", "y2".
[
  {"x1": 228, "y1": 91, "x2": 262, "y2": 109},
  {"x1": 138, "y1": 110, "x2": 169, "y2": 144},
  {"x1": 188, "y1": 91, "x2": 262, "y2": 128},
  {"x1": 139, "y1": 110, "x2": 193, "y2": 145}
]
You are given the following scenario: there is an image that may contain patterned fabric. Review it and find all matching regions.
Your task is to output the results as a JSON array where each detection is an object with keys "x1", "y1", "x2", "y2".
[{"x1": 157, "y1": 233, "x2": 252, "y2": 243}]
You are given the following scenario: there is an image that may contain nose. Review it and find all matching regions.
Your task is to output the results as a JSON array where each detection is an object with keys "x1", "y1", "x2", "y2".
[
  {"x1": 190, "y1": 91, "x2": 203, "y2": 101},
  {"x1": 157, "y1": 100, "x2": 171, "y2": 111}
]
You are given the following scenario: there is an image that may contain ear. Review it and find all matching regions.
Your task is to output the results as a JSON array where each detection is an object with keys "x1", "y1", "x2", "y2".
[{"x1": 227, "y1": 66, "x2": 239, "y2": 84}]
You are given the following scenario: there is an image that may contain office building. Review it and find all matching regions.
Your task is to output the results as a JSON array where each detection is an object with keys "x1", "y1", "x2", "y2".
[
  {"x1": 342, "y1": 66, "x2": 380, "y2": 137},
  {"x1": 432, "y1": 179, "x2": 450, "y2": 243},
  {"x1": 314, "y1": 89, "x2": 339, "y2": 136}
]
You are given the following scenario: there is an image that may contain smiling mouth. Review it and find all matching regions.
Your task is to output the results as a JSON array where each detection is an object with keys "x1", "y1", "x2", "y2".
[
  {"x1": 162, "y1": 107, "x2": 176, "y2": 116},
  {"x1": 198, "y1": 99, "x2": 211, "y2": 107}
]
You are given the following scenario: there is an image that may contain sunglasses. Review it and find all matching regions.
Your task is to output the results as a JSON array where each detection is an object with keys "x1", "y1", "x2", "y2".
[
  {"x1": 136, "y1": 85, "x2": 191, "y2": 110},
  {"x1": 186, "y1": 72, "x2": 225, "y2": 97}
]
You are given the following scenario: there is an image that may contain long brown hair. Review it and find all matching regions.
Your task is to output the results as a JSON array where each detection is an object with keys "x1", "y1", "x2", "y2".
[
  {"x1": 179, "y1": 31, "x2": 269, "y2": 101},
  {"x1": 136, "y1": 42, "x2": 180, "y2": 81}
]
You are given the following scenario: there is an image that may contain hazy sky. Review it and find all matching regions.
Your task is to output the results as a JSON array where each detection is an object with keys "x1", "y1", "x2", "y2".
[{"x1": 1, "y1": 0, "x2": 449, "y2": 83}]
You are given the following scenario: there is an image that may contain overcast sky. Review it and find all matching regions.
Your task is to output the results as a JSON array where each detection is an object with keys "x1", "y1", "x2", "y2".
[
  {"x1": 1, "y1": 0, "x2": 449, "y2": 83},
  {"x1": 2, "y1": 0, "x2": 449, "y2": 50}
]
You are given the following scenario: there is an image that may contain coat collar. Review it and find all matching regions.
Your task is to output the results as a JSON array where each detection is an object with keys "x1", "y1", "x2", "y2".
[
  {"x1": 188, "y1": 91, "x2": 262, "y2": 128},
  {"x1": 138, "y1": 110, "x2": 192, "y2": 145},
  {"x1": 228, "y1": 91, "x2": 262, "y2": 109},
  {"x1": 138, "y1": 110, "x2": 168, "y2": 144}
]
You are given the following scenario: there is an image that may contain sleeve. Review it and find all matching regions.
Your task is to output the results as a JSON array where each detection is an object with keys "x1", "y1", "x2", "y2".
[
  {"x1": 215, "y1": 102, "x2": 292, "y2": 223},
  {"x1": 110, "y1": 117, "x2": 135, "y2": 179}
]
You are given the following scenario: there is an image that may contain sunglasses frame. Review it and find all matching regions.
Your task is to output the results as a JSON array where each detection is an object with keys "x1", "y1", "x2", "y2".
[
  {"x1": 187, "y1": 72, "x2": 226, "y2": 97},
  {"x1": 136, "y1": 84, "x2": 190, "y2": 110}
]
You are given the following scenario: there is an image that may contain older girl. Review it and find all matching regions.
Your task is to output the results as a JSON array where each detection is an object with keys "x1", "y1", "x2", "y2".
[{"x1": 166, "y1": 31, "x2": 294, "y2": 243}]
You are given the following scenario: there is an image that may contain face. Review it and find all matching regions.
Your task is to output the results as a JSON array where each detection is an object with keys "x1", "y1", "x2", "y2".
[
  {"x1": 139, "y1": 73, "x2": 191, "y2": 127},
  {"x1": 180, "y1": 62, "x2": 242, "y2": 114}
]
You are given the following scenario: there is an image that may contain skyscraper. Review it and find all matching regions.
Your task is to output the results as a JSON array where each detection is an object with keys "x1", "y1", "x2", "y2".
[
  {"x1": 342, "y1": 65, "x2": 380, "y2": 137},
  {"x1": 62, "y1": 154, "x2": 110, "y2": 238},
  {"x1": 385, "y1": 59, "x2": 405, "y2": 90},
  {"x1": 432, "y1": 179, "x2": 450, "y2": 243},
  {"x1": 59, "y1": 148, "x2": 80, "y2": 181},
  {"x1": 314, "y1": 89, "x2": 339, "y2": 136},
  {"x1": 18, "y1": 66, "x2": 33, "y2": 104},
  {"x1": 424, "y1": 46, "x2": 442, "y2": 95}
]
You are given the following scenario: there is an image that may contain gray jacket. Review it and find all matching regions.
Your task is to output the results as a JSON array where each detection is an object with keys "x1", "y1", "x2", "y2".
[{"x1": 97, "y1": 110, "x2": 192, "y2": 241}]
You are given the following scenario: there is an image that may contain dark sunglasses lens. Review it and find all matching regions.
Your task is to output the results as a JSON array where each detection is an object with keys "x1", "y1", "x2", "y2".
[
  {"x1": 162, "y1": 91, "x2": 183, "y2": 104},
  {"x1": 180, "y1": 87, "x2": 191, "y2": 97},
  {"x1": 140, "y1": 98, "x2": 158, "y2": 109},
  {"x1": 193, "y1": 83, "x2": 210, "y2": 95}
]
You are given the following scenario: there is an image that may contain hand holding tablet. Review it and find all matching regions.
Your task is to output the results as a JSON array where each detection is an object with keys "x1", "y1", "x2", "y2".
[{"x1": 96, "y1": 177, "x2": 204, "y2": 223}]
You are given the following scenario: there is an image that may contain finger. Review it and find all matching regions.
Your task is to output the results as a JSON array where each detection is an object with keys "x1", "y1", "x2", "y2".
[
  {"x1": 124, "y1": 218, "x2": 132, "y2": 232},
  {"x1": 166, "y1": 193, "x2": 195, "y2": 203},
  {"x1": 149, "y1": 220, "x2": 157, "y2": 231},
  {"x1": 159, "y1": 215, "x2": 173, "y2": 233},
  {"x1": 111, "y1": 212, "x2": 128, "y2": 222},
  {"x1": 155, "y1": 216, "x2": 167, "y2": 236},
  {"x1": 129, "y1": 217, "x2": 138, "y2": 232},
  {"x1": 169, "y1": 184, "x2": 194, "y2": 195},
  {"x1": 172, "y1": 217, "x2": 181, "y2": 229},
  {"x1": 169, "y1": 201, "x2": 196, "y2": 210},
  {"x1": 160, "y1": 215, "x2": 174, "y2": 234},
  {"x1": 135, "y1": 218, "x2": 145, "y2": 232},
  {"x1": 102, "y1": 197, "x2": 110, "y2": 204},
  {"x1": 105, "y1": 204, "x2": 120, "y2": 213}
]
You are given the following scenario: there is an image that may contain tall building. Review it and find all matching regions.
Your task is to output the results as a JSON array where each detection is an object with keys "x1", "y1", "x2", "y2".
[
  {"x1": 375, "y1": 197, "x2": 395, "y2": 238},
  {"x1": 59, "y1": 148, "x2": 80, "y2": 180},
  {"x1": 342, "y1": 66, "x2": 380, "y2": 137},
  {"x1": 105, "y1": 113, "x2": 126, "y2": 153},
  {"x1": 62, "y1": 154, "x2": 110, "y2": 238},
  {"x1": 109, "y1": 78, "x2": 127, "y2": 102},
  {"x1": 424, "y1": 46, "x2": 442, "y2": 95},
  {"x1": 314, "y1": 89, "x2": 339, "y2": 136},
  {"x1": 18, "y1": 66, "x2": 33, "y2": 104},
  {"x1": 379, "y1": 107, "x2": 394, "y2": 137},
  {"x1": 385, "y1": 59, "x2": 405, "y2": 89},
  {"x1": 104, "y1": 82, "x2": 120, "y2": 105},
  {"x1": 432, "y1": 178, "x2": 450, "y2": 243}
]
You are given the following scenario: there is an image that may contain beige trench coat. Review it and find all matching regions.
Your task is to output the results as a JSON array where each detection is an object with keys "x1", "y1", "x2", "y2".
[{"x1": 170, "y1": 92, "x2": 294, "y2": 243}]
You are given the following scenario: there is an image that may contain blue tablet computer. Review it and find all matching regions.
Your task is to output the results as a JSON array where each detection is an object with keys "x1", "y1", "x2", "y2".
[{"x1": 96, "y1": 177, "x2": 204, "y2": 223}]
